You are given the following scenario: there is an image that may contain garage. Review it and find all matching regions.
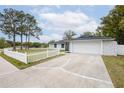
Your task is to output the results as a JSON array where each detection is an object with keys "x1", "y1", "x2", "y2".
[
  {"x1": 70, "y1": 40, "x2": 102, "y2": 54},
  {"x1": 69, "y1": 36, "x2": 117, "y2": 55}
]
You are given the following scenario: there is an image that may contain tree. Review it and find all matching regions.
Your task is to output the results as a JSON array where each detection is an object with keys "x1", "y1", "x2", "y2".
[
  {"x1": 48, "y1": 40, "x2": 55, "y2": 44},
  {"x1": 16, "y1": 11, "x2": 26, "y2": 50},
  {"x1": 63, "y1": 30, "x2": 76, "y2": 40},
  {"x1": 25, "y1": 14, "x2": 42, "y2": 50},
  {"x1": 63, "y1": 30, "x2": 76, "y2": 51},
  {"x1": 95, "y1": 28, "x2": 103, "y2": 36},
  {"x1": 97, "y1": 5, "x2": 124, "y2": 44},
  {"x1": 41, "y1": 43, "x2": 48, "y2": 48},
  {"x1": 0, "y1": 8, "x2": 42, "y2": 50},
  {"x1": 32, "y1": 42, "x2": 41, "y2": 48},
  {"x1": 82, "y1": 31, "x2": 95, "y2": 36},
  {"x1": 0, "y1": 8, "x2": 19, "y2": 50},
  {"x1": 0, "y1": 37, "x2": 10, "y2": 48}
]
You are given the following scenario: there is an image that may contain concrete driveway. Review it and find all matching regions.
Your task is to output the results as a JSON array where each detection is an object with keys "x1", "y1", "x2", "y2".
[
  {"x1": 0, "y1": 57, "x2": 18, "y2": 75},
  {"x1": 0, "y1": 53, "x2": 113, "y2": 88}
]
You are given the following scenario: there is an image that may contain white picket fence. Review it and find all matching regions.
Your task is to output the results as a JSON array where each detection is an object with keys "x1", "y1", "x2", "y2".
[
  {"x1": 4, "y1": 49, "x2": 27, "y2": 63},
  {"x1": 117, "y1": 45, "x2": 124, "y2": 55},
  {"x1": 3, "y1": 48, "x2": 60, "y2": 64},
  {"x1": 27, "y1": 49, "x2": 60, "y2": 62}
]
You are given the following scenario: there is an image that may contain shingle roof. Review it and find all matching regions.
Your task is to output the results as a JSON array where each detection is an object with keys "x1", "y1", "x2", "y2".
[
  {"x1": 49, "y1": 40, "x2": 65, "y2": 44},
  {"x1": 49, "y1": 36, "x2": 114, "y2": 44},
  {"x1": 71, "y1": 35, "x2": 114, "y2": 40}
]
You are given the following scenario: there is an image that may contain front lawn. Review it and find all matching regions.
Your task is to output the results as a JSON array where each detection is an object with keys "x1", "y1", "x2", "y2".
[
  {"x1": 0, "y1": 53, "x2": 64, "y2": 70},
  {"x1": 102, "y1": 56, "x2": 124, "y2": 88},
  {"x1": 16, "y1": 48, "x2": 53, "y2": 54}
]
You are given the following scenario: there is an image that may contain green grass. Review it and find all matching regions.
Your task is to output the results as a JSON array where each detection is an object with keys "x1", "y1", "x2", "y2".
[
  {"x1": 16, "y1": 48, "x2": 52, "y2": 54},
  {"x1": 17, "y1": 49, "x2": 46, "y2": 54},
  {"x1": 102, "y1": 56, "x2": 124, "y2": 88},
  {"x1": 0, "y1": 53, "x2": 65, "y2": 70},
  {"x1": 60, "y1": 50, "x2": 65, "y2": 52}
]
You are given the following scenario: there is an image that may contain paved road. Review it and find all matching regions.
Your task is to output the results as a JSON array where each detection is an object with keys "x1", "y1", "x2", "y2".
[{"x1": 0, "y1": 53, "x2": 113, "y2": 88}]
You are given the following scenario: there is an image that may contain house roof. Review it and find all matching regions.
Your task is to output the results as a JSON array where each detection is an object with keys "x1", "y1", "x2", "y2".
[
  {"x1": 49, "y1": 40, "x2": 66, "y2": 44},
  {"x1": 49, "y1": 36, "x2": 114, "y2": 44},
  {"x1": 71, "y1": 35, "x2": 114, "y2": 40}
]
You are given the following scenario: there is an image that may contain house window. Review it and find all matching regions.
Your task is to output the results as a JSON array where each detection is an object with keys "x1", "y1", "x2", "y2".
[
  {"x1": 61, "y1": 44, "x2": 64, "y2": 48},
  {"x1": 54, "y1": 44, "x2": 57, "y2": 48}
]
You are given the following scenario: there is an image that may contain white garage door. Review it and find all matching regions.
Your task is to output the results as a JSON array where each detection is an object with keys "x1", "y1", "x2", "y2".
[{"x1": 71, "y1": 40, "x2": 102, "y2": 54}]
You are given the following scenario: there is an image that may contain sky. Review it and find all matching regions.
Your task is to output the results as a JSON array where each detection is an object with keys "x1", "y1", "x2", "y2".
[{"x1": 0, "y1": 5, "x2": 114, "y2": 43}]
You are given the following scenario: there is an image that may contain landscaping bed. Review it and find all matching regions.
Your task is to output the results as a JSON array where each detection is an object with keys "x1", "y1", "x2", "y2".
[{"x1": 102, "y1": 56, "x2": 124, "y2": 88}]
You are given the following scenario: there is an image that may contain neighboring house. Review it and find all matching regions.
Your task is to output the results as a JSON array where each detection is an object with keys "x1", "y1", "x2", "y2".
[
  {"x1": 49, "y1": 36, "x2": 117, "y2": 56},
  {"x1": 49, "y1": 40, "x2": 66, "y2": 50}
]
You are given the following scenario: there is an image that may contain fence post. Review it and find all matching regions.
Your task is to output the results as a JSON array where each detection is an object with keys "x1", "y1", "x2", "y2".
[
  {"x1": 58, "y1": 49, "x2": 60, "y2": 55},
  {"x1": 47, "y1": 49, "x2": 48, "y2": 58},
  {"x1": 25, "y1": 52, "x2": 28, "y2": 64}
]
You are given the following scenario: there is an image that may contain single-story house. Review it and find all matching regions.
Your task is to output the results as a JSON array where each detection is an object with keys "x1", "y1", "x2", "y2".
[
  {"x1": 49, "y1": 40, "x2": 66, "y2": 50},
  {"x1": 49, "y1": 36, "x2": 117, "y2": 56}
]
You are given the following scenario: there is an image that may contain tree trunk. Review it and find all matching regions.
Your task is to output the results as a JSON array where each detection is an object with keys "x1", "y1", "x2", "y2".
[
  {"x1": 20, "y1": 33, "x2": 23, "y2": 50},
  {"x1": 28, "y1": 34, "x2": 30, "y2": 50},
  {"x1": 25, "y1": 34, "x2": 28, "y2": 50},
  {"x1": 13, "y1": 34, "x2": 16, "y2": 51}
]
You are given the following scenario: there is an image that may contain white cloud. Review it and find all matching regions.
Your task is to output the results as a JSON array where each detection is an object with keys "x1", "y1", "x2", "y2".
[
  {"x1": 39, "y1": 34, "x2": 62, "y2": 43},
  {"x1": 40, "y1": 11, "x2": 98, "y2": 35},
  {"x1": 31, "y1": 7, "x2": 99, "y2": 42},
  {"x1": 41, "y1": 11, "x2": 89, "y2": 27},
  {"x1": 30, "y1": 5, "x2": 61, "y2": 14}
]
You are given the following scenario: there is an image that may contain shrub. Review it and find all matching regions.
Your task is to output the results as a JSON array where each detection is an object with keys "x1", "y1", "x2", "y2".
[
  {"x1": 32, "y1": 42, "x2": 41, "y2": 48},
  {"x1": 0, "y1": 37, "x2": 11, "y2": 49}
]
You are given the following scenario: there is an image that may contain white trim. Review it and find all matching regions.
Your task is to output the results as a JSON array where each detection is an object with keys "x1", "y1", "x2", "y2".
[{"x1": 69, "y1": 41, "x2": 73, "y2": 52}]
